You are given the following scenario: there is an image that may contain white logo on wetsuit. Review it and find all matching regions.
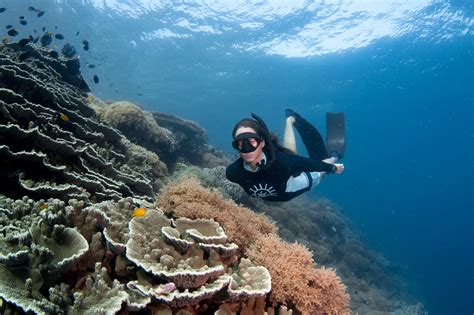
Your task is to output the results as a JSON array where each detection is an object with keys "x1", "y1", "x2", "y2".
[{"x1": 249, "y1": 183, "x2": 277, "y2": 198}]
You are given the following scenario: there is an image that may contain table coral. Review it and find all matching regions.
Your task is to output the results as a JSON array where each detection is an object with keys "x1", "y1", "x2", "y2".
[
  {"x1": 0, "y1": 43, "x2": 165, "y2": 203},
  {"x1": 126, "y1": 210, "x2": 226, "y2": 289}
]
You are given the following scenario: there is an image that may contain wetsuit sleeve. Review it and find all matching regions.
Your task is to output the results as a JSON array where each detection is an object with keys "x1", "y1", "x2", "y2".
[
  {"x1": 286, "y1": 154, "x2": 335, "y2": 175},
  {"x1": 225, "y1": 163, "x2": 239, "y2": 183}
]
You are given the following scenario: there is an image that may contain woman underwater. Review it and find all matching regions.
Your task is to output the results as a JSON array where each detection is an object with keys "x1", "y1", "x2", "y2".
[{"x1": 225, "y1": 109, "x2": 345, "y2": 202}]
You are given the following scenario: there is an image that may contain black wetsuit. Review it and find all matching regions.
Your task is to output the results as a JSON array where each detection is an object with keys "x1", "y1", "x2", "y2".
[{"x1": 226, "y1": 150, "x2": 335, "y2": 202}]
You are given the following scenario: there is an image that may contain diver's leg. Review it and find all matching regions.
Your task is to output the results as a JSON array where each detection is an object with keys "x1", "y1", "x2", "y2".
[
  {"x1": 285, "y1": 109, "x2": 329, "y2": 160},
  {"x1": 283, "y1": 116, "x2": 297, "y2": 154}
]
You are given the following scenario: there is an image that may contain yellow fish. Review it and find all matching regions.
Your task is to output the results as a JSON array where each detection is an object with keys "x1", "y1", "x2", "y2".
[
  {"x1": 39, "y1": 203, "x2": 48, "y2": 211},
  {"x1": 59, "y1": 113, "x2": 69, "y2": 122},
  {"x1": 132, "y1": 207, "x2": 147, "y2": 218}
]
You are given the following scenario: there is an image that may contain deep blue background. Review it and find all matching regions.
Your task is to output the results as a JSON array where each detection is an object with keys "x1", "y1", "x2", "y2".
[{"x1": 1, "y1": 1, "x2": 472, "y2": 313}]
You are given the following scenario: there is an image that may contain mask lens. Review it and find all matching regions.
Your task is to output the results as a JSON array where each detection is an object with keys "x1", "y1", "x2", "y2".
[{"x1": 232, "y1": 133, "x2": 262, "y2": 153}]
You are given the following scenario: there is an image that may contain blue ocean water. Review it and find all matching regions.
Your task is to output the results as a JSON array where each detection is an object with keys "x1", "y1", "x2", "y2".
[{"x1": 1, "y1": 0, "x2": 472, "y2": 313}]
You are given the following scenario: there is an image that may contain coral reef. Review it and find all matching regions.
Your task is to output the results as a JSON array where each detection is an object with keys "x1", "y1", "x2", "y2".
[
  {"x1": 0, "y1": 43, "x2": 167, "y2": 203},
  {"x1": 163, "y1": 170, "x2": 426, "y2": 314},
  {"x1": 69, "y1": 262, "x2": 128, "y2": 314},
  {"x1": 126, "y1": 209, "x2": 226, "y2": 289},
  {"x1": 157, "y1": 177, "x2": 350, "y2": 314},
  {"x1": 93, "y1": 101, "x2": 177, "y2": 162},
  {"x1": 0, "y1": 195, "x2": 88, "y2": 315},
  {"x1": 247, "y1": 234, "x2": 349, "y2": 314},
  {"x1": 158, "y1": 177, "x2": 277, "y2": 251},
  {"x1": 0, "y1": 193, "x2": 273, "y2": 314},
  {"x1": 0, "y1": 40, "x2": 423, "y2": 314},
  {"x1": 125, "y1": 209, "x2": 271, "y2": 308},
  {"x1": 152, "y1": 111, "x2": 229, "y2": 168},
  {"x1": 91, "y1": 98, "x2": 229, "y2": 170},
  {"x1": 173, "y1": 164, "x2": 245, "y2": 200}
]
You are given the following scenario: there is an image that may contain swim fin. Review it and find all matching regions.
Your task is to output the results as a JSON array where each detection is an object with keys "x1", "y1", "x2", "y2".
[{"x1": 326, "y1": 112, "x2": 346, "y2": 159}]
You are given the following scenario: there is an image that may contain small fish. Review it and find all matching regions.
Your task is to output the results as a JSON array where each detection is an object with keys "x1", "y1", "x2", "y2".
[
  {"x1": 40, "y1": 31, "x2": 52, "y2": 47},
  {"x1": 18, "y1": 38, "x2": 30, "y2": 46},
  {"x1": 54, "y1": 26, "x2": 57, "y2": 29},
  {"x1": 39, "y1": 204, "x2": 48, "y2": 211},
  {"x1": 132, "y1": 207, "x2": 147, "y2": 218},
  {"x1": 49, "y1": 51, "x2": 59, "y2": 58},
  {"x1": 59, "y1": 113, "x2": 69, "y2": 121},
  {"x1": 19, "y1": 20, "x2": 27, "y2": 26},
  {"x1": 61, "y1": 43, "x2": 76, "y2": 57},
  {"x1": 54, "y1": 33, "x2": 64, "y2": 40},
  {"x1": 37, "y1": 11, "x2": 45, "y2": 17},
  {"x1": 19, "y1": 16, "x2": 24, "y2": 19},
  {"x1": 7, "y1": 29, "x2": 18, "y2": 37},
  {"x1": 75, "y1": 31, "x2": 80, "y2": 36},
  {"x1": 32, "y1": 36, "x2": 39, "y2": 43},
  {"x1": 28, "y1": 6, "x2": 40, "y2": 12},
  {"x1": 0, "y1": 8, "x2": 6, "y2": 13},
  {"x1": 93, "y1": 75, "x2": 99, "y2": 84},
  {"x1": 87, "y1": 63, "x2": 95, "y2": 68},
  {"x1": 42, "y1": 26, "x2": 45, "y2": 32},
  {"x1": 2, "y1": 37, "x2": 11, "y2": 45},
  {"x1": 136, "y1": 93, "x2": 143, "y2": 96},
  {"x1": 18, "y1": 51, "x2": 32, "y2": 61},
  {"x1": 82, "y1": 40, "x2": 89, "y2": 51},
  {"x1": 6, "y1": 25, "x2": 13, "y2": 29}
]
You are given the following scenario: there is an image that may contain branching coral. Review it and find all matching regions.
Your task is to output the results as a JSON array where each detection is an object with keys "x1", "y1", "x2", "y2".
[
  {"x1": 157, "y1": 177, "x2": 277, "y2": 251},
  {"x1": 246, "y1": 234, "x2": 350, "y2": 314},
  {"x1": 0, "y1": 195, "x2": 88, "y2": 314},
  {"x1": 69, "y1": 262, "x2": 128, "y2": 314},
  {"x1": 173, "y1": 165, "x2": 244, "y2": 200},
  {"x1": 157, "y1": 177, "x2": 350, "y2": 314}
]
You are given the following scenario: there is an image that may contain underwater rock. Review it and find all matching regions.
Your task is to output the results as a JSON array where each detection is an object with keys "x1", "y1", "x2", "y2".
[
  {"x1": 93, "y1": 101, "x2": 177, "y2": 162},
  {"x1": 92, "y1": 100, "x2": 229, "y2": 169},
  {"x1": 153, "y1": 111, "x2": 229, "y2": 168}
]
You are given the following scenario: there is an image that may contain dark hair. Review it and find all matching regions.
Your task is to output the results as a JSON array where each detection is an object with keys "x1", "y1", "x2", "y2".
[
  {"x1": 232, "y1": 118, "x2": 267, "y2": 139},
  {"x1": 232, "y1": 115, "x2": 293, "y2": 169}
]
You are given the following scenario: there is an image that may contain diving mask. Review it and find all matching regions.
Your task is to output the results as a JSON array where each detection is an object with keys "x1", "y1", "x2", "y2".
[{"x1": 232, "y1": 132, "x2": 263, "y2": 153}]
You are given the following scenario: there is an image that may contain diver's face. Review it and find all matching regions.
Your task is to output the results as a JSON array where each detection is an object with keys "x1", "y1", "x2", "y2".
[{"x1": 234, "y1": 127, "x2": 265, "y2": 165}]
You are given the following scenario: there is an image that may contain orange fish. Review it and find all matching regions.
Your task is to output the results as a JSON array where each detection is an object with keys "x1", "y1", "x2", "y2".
[
  {"x1": 59, "y1": 113, "x2": 69, "y2": 122},
  {"x1": 132, "y1": 207, "x2": 147, "y2": 218}
]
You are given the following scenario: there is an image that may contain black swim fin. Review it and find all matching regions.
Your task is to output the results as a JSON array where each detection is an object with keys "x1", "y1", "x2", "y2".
[{"x1": 326, "y1": 112, "x2": 346, "y2": 159}]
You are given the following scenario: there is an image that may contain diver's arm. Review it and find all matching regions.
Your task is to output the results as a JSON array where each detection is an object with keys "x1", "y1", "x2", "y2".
[{"x1": 287, "y1": 153, "x2": 338, "y2": 174}]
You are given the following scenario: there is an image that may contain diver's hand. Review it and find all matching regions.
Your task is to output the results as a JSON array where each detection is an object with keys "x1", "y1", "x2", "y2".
[{"x1": 333, "y1": 163, "x2": 344, "y2": 174}]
